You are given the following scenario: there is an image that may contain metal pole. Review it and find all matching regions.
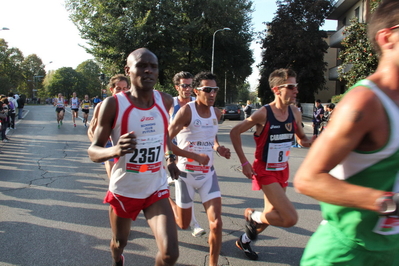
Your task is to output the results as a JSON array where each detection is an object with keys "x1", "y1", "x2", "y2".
[
  {"x1": 224, "y1": 72, "x2": 227, "y2": 106},
  {"x1": 211, "y1": 28, "x2": 231, "y2": 74}
]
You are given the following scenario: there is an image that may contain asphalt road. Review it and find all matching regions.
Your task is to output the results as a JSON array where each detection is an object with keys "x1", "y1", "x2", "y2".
[{"x1": 0, "y1": 105, "x2": 321, "y2": 266}]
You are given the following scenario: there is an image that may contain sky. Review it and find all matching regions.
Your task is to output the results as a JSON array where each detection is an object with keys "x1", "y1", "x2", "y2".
[{"x1": 0, "y1": 0, "x2": 336, "y2": 89}]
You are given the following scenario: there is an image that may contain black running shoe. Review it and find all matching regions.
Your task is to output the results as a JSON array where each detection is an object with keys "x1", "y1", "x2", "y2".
[{"x1": 235, "y1": 236, "x2": 258, "y2": 260}]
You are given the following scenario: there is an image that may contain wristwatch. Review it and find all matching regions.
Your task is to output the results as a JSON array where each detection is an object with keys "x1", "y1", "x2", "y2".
[
  {"x1": 376, "y1": 192, "x2": 397, "y2": 214},
  {"x1": 165, "y1": 151, "x2": 176, "y2": 162}
]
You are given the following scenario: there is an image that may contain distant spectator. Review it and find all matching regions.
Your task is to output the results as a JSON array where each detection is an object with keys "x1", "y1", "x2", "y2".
[
  {"x1": 312, "y1": 99, "x2": 324, "y2": 137},
  {"x1": 243, "y1": 100, "x2": 253, "y2": 119},
  {"x1": 17, "y1": 95, "x2": 26, "y2": 119},
  {"x1": 93, "y1": 96, "x2": 102, "y2": 109},
  {"x1": 7, "y1": 93, "x2": 17, "y2": 129},
  {"x1": 319, "y1": 103, "x2": 335, "y2": 134},
  {"x1": 0, "y1": 98, "x2": 10, "y2": 142}
]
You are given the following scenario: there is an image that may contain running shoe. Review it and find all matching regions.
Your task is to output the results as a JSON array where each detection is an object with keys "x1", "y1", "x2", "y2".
[
  {"x1": 244, "y1": 208, "x2": 258, "y2": 240},
  {"x1": 74, "y1": 123, "x2": 76, "y2": 127},
  {"x1": 58, "y1": 124, "x2": 60, "y2": 129},
  {"x1": 60, "y1": 120, "x2": 63, "y2": 126},
  {"x1": 235, "y1": 235, "x2": 258, "y2": 260},
  {"x1": 113, "y1": 254, "x2": 124, "y2": 266},
  {"x1": 191, "y1": 225, "x2": 206, "y2": 237}
]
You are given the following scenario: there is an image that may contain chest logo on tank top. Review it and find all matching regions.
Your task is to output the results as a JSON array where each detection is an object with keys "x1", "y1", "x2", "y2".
[
  {"x1": 193, "y1": 119, "x2": 201, "y2": 127},
  {"x1": 285, "y1": 123, "x2": 292, "y2": 132}
]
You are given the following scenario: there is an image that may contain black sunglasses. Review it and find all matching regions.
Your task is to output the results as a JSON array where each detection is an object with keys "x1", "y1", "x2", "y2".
[
  {"x1": 277, "y1": 83, "x2": 298, "y2": 90},
  {"x1": 196, "y1": 86, "x2": 219, "y2": 93},
  {"x1": 179, "y1": 84, "x2": 192, "y2": 89}
]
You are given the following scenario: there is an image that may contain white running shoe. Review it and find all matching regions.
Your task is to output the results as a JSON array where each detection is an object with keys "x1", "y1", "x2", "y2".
[{"x1": 191, "y1": 225, "x2": 206, "y2": 237}]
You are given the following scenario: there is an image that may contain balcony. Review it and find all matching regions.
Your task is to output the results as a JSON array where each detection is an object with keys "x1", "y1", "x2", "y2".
[
  {"x1": 328, "y1": 0, "x2": 359, "y2": 19},
  {"x1": 329, "y1": 26, "x2": 346, "y2": 48},
  {"x1": 329, "y1": 64, "x2": 353, "y2": 80}
]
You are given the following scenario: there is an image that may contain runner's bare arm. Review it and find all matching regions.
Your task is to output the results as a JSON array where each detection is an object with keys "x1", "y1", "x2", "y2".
[
  {"x1": 230, "y1": 107, "x2": 267, "y2": 179},
  {"x1": 294, "y1": 87, "x2": 387, "y2": 212},
  {"x1": 88, "y1": 97, "x2": 136, "y2": 163}
]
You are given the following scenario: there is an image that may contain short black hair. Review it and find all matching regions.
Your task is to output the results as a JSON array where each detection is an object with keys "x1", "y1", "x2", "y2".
[
  {"x1": 316, "y1": 99, "x2": 321, "y2": 103},
  {"x1": 193, "y1": 72, "x2": 217, "y2": 89}
]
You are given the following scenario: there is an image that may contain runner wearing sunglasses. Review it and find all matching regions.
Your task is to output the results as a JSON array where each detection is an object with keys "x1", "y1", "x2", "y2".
[
  {"x1": 230, "y1": 68, "x2": 314, "y2": 260},
  {"x1": 168, "y1": 71, "x2": 231, "y2": 266},
  {"x1": 169, "y1": 71, "x2": 206, "y2": 237}
]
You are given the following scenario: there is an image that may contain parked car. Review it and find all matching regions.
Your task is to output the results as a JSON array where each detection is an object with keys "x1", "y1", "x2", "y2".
[{"x1": 221, "y1": 104, "x2": 242, "y2": 120}]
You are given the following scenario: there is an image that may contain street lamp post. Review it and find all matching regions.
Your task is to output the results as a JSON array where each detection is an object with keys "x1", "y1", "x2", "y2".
[
  {"x1": 33, "y1": 61, "x2": 53, "y2": 101},
  {"x1": 211, "y1": 27, "x2": 231, "y2": 74}
]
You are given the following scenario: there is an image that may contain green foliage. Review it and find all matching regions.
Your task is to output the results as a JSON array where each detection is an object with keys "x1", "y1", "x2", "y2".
[
  {"x1": 337, "y1": 18, "x2": 378, "y2": 88},
  {"x1": 331, "y1": 94, "x2": 343, "y2": 103},
  {"x1": 76, "y1": 60, "x2": 103, "y2": 98},
  {"x1": 257, "y1": 0, "x2": 332, "y2": 104},
  {"x1": 337, "y1": 0, "x2": 382, "y2": 88},
  {"x1": 65, "y1": 0, "x2": 254, "y2": 104},
  {"x1": 0, "y1": 39, "x2": 25, "y2": 95},
  {"x1": 47, "y1": 67, "x2": 88, "y2": 99}
]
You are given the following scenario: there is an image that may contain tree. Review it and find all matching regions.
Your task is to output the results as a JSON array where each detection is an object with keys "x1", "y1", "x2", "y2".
[
  {"x1": 257, "y1": 0, "x2": 332, "y2": 104},
  {"x1": 0, "y1": 39, "x2": 25, "y2": 95},
  {"x1": 65, "y1": 0, "x2": 254, "y2": 106},
  {"x1": 337, "y1": 0, "x2": 381, "y2": 88},
  {"x1": 21, "y1": 54, "x2": 45, "y2": 98},
  {"x1": 76, "y1": 60, "x2": 103, "y2": 98},
  {"x1": 47, "y1": 67, "x2": 87, "y2": 99}
]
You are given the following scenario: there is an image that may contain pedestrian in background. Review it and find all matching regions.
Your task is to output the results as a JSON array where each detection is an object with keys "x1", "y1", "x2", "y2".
[
  {"x1": 17, "y1": 95, "x2": 25, "y2": 119},
  {"x1": 312, "y1": 99, "x2": 324, "y2": 137}
]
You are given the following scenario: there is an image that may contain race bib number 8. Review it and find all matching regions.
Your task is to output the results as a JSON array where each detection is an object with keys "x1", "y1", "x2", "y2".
[
  {"x1": 126, "y1": 134, "x2": 163, "y2": 173},
  {"x1": 266, "y1": 142, "x2": 291, "y2": 171}
]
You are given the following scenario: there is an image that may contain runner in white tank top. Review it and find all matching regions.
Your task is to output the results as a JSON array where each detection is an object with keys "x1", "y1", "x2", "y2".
[
  {"x1": 168, "y1": 72, "x2": 231, "y2": 266},
  {"x1": 88, "y1": 48, "x2": 180, "y2": 266},
  {"x1": 69, "y1": 92, "x2": 80, "y2": 127}
]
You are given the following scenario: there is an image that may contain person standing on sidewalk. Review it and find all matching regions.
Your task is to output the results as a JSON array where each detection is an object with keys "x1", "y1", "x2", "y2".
[
  {"x1": 169, "y1": 71, "x2": 205, "y2": 237},
  {"x1": 17, "y1": 95, "x2": 25, "y2": 120},
  {"x1": 230, "y1": 68, "x2": 314, "y2": 260},
  {"x1": 295, "y1": 1, "x2": 399, "y2": 265},
  {"x1": 88, "y1": 48, "x2": 179, "y2": 266},
  {"x1": 312, "y1": 99, "x2": 324, "y2": 137}
]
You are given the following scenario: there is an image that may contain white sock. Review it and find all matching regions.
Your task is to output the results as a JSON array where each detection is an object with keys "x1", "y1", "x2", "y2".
[
  {"x1": 190, "y1": 207, "x2": 200, "y2": 228},
  {"x1": 241, "y1": 233, "x2": 251, "y2": 243},
  {"x1": 250, "y1": 211, "x2": 263, "y2": 224}
]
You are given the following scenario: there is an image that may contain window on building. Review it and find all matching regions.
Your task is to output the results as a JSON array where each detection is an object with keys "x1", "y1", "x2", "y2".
[
  {"x1": 355, "y1": 7, "x2": 360, "y2": 21},
  {"x1": 342, "y1": 17, "x2": 347, "y2": 26}
]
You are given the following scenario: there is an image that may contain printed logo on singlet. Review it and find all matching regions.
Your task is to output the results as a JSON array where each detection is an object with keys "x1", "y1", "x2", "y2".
[
  {"x1": 270, "y1": 133, "x2": 294, "y2": 141},
  {"x1": 141, "y1": 116, "x2": 154, "y2": 122},
  {"x1": 184, "y1": 140, "x2": 214, "y2": 173},
  {"x1": 193, "y1": 119, "x2": 201, "y2": 127},
  {"x1": 270, "y1": 125, "x2": 280, "y2": 129}
]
